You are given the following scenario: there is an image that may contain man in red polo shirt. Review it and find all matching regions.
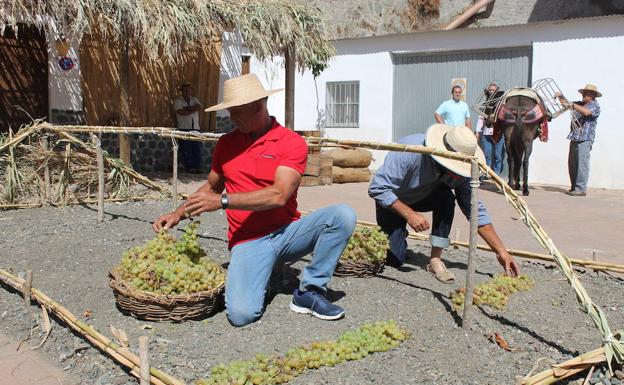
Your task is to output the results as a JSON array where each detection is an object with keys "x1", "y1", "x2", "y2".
[{"x1": 153, "y1": 74, "x2": 356, "y2": 326}]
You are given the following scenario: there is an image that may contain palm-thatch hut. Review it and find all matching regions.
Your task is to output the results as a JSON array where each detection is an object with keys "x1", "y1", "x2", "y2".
[{"x1": 0, "y1": 0, "x2": 334, "y2": 170}]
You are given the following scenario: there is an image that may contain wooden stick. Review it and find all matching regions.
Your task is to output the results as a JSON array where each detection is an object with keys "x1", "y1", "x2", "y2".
[
  {"x1": 522, "y1": 347, "x2": 605, "y2": 385},
  {"x1": 42, "y1": 123, "x2": 221, "y2": 143},
  {"x1": 90, "y1": 133, "x2": 105, "y2": 222},
  {"x1": 172, "y1": 144, "x2": 178, "y2": 210},
  {"x1": 22, "y1": 270, "x2": 32, "y2": 305},
  {"x1": 0, "y1": 124, "x2": 41, "y2": 154},
  {"x1": 139, "y1": 336, "x2": 150, "y2": 385},
  {"x1": 582, "y1": 366, "x2": 595, "y2": 385},
  {"x1": 41, "y1": 135, "x2": 51, "y2": 204},
  {"x1": 306, "y1": 136, "x2": 478, "y2": 162},
  {"x1": 462, "y1": 160, "x2": 479, "y2": 329},
  {"x1": 0, "y1": 268, "x2": 185, "y2": 385}
]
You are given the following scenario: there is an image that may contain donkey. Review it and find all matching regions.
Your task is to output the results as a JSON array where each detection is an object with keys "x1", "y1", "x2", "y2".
[{"x1": 493, "y1": 89, "x2": 549, "y2": 196}]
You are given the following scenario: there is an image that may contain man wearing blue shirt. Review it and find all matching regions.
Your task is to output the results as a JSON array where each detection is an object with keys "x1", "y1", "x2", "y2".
[
  {"x1": 434, "y1": 85, "x2": 472, "y2": 129},
  {"x1": 555, "y1": 84, "x2": 602, "y2": 197},
  {"x1": 368, "y1": 124, "x2": 519, "y2": 283}
]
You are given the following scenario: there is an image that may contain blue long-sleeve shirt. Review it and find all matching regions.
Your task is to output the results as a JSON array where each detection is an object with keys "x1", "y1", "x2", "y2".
[{"x1": 368, "y1": 134, "x2": 491, "y2": 227}]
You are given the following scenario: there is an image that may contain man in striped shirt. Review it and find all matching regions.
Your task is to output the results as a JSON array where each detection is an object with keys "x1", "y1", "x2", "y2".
[{"x1": 556, "y1": 84, "x2": 602, "y2": 196}]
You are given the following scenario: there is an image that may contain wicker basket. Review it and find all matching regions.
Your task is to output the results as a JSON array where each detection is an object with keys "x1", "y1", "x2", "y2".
[
  {"x1": 334, "y1": 259, "x2": 385, "y2": 278},
  {"x1": 108, "y1": 268, "x2": 225, "y2": 322}
]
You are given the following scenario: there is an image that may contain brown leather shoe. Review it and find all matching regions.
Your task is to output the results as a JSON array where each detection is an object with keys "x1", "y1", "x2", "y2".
[{"x1": 568, "y1": 190, "x2": 586, "y2": 196}]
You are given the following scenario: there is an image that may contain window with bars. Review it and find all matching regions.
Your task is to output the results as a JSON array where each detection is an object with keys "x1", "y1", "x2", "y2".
[{"x1": 325, "y1": 81, "x2": 359, "y2": 127}]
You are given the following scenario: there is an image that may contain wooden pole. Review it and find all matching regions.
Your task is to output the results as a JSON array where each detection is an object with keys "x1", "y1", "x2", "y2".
[
  {"x1": 172, "y1": 143, "x2": 178, "y2": 210},
  {"x1": 90, "y1": 133, "x2": 105, "y2": 222},
  {"x1": 139, "y1": 336, "x2": 150, "y2": 385},
  {"x1": 22, "y1": 270, "x2": 32, "y2": 305},
  {"x1": 119, "y1": 34, "x2": 132, "y2": 165},
  {"x1": 41, "y1": 135, "x2": 51, "y2": 204},
  {"x1": 285, "y1": 48, "x2": 295, "y2": 130},
  {"x1": 462, "y1": 160, "x2": 480, "y2": 329},
  {"x1": 453, "y1": 228, "x2": 461, "y2": 249}
]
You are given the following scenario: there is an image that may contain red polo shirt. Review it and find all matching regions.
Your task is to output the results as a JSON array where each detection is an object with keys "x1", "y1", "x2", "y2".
[{"x1": 211, "y1": 118, "x2": 307, "y2": 249}]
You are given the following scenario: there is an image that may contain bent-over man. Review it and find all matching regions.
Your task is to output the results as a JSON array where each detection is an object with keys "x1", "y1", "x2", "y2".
[{"x1": 368, "y1": 124, "x2": 520, "y2": 283}]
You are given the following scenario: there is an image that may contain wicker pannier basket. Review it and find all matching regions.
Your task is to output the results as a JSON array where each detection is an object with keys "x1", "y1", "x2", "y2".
[
  {"x1": 334, "y1": 259, "x2": 385, "y2": 278},
  {"x1": 109, "y1": 268, "x2": 225, "y2": 322}
]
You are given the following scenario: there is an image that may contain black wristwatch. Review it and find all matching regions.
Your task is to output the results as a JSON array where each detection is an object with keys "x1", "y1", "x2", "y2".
[{"x1": 220, "y1": 193, "x2": 229, "y2": 210}]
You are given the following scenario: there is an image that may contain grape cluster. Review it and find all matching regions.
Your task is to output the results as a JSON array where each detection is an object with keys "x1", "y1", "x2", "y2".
[
  {"x1": 117, "y1": 221, "x2": 225, "y2": 295},
  {"x1": 197, "y1": 320, "x2": 409, "y2": 385},
  {"x1": 451, "y1": 274, "x2": 534, "y2": 312},
  {"x1": 341, "y1": 225, "x2": 390, "y2": 263}
]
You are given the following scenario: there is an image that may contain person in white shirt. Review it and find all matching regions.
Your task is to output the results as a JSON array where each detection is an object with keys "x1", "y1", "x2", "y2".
[{"x1": 173, "y1": 83, "x2": 203, "y2": 173}]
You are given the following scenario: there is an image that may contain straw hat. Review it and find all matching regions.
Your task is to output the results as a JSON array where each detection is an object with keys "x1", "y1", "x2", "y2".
[
  {"x1": 578, "y1": 84, "x2": 602, "y2": 97},
  {"x1": 425, "y1": 124, "x2": 485, "y2": 178},
  {"x1": 205, "y1": 74, "x2": 283, "y2": 112}
]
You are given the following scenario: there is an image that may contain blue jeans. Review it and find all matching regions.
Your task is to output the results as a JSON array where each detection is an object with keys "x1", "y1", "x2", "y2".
[
  {"x1": 375, "y1": 187, "x2": 455, "y2": 267},
  {"x1": 481, "y1": 135, "x2": 504, "y2": 175},
  {"x1": 225, "y1": 204, "x2": 356, "y2": 326},
  {"x1": 568, "y1": 140, "x2": 592, "y2": 192},
  {"x1": 179, "y1": 139, "x2": 202, "y2": 171}
]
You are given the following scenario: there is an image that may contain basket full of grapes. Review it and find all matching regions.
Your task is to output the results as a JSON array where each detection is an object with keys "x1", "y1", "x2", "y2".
[
  {"x1": 334, "y1": 225, "x2": 390, "y2": 278},
  {"x1": 109, "y1": 221, "x2": 226, "y2": 322}
]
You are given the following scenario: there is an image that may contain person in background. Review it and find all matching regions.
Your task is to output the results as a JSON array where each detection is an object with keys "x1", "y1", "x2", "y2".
[
  {"x1": 434, "y1": 85, "x2": 472, "y2": 129},
  {"x1": 555, "y1": 84, "x2": 602, "y2": 196},
  {"x1": 155, "y1": 74, "x2": 356, "y2": 326},
  {"x1": 476, "y1": 83, "x2": 505, "y2": 176},
  {"x1": 173, "y1": 83, "x2": 203, "y2": 173}
]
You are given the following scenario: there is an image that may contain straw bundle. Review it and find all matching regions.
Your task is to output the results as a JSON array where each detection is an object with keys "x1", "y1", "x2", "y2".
[
  {"x1": 0, "y1": 128, "x2": 167, "y2": 206},
  {"x1": 0, "y1": 1, "x2": 334, "y2": 70}
]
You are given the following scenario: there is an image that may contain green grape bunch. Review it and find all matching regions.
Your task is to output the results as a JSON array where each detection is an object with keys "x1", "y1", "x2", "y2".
[
  {"x1": 117, "y1": 220, "x2": 225, "y2": 295},
  {"x1": 340, "y1": 225, "x2": 390, "y2": 263},
  {"x1": 451, "y1": 274, "x2": 534, "y2": 312},
  {"x1": 197, "y1": 320, "x2": 410, "y2": 385}
]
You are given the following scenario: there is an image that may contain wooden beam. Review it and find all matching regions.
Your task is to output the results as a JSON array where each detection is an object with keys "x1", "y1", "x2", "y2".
[
  {"x1": 119, "y1": 35, "x2": 132, "y2": 165},
  {"x1": 285, "y1": 49, "x2": 295, "y2": 130},
  {"x1": 462, "y1": 160, "x2": 480, "y2": 329}
]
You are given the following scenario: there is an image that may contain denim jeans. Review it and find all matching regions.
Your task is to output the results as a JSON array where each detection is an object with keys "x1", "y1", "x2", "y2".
[
  {"x1": 225, "y1": 204, "x2": 356, "y2": 326},
  {"x1": 481, "y1": 135, "x2": 505, "y2": 175},
  {"x1": 375, "y1": 187, "x2": 455, "y2": 267},
  {"x1": 179, "y1": 139, "x2": 202, "y2": 171},
  {"x1": 568, "y1": 140, "x2": 592, "y2": 192}
]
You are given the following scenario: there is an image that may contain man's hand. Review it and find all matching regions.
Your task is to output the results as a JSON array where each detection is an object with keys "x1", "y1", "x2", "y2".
[
  {"x1": 185, "y1": 189, "x2": 221, "y2": 217},
  {"x1": 407, "y1": 212, "x2": 430, "y2": 233},
  {"x1": 152, "y1": 212, "x2": 183, "y2": 232},
  {"x1": 496, "y1": 250, "x2": 520, "y2": 277}
]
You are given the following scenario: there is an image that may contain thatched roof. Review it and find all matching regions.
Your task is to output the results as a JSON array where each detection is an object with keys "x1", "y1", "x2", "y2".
[{"x1": 0, "y1": 0, "x2": 334, "y2": 68}]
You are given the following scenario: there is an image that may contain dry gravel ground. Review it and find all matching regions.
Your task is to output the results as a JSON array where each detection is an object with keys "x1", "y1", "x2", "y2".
[{"x1": 1, "y1": 201, "x2": 623, "y2": 385}]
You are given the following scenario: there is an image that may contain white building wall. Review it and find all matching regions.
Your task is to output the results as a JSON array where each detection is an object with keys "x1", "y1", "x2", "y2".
[
  {"x1": 249, "y1": 15, "x2": 624, "y2": 187},
  {"x1": 531, "y1": 35, "x2": 624, "y2": 189},
  {"x1": 46, "y1": 19, "x2": 82, "y2": 114}
]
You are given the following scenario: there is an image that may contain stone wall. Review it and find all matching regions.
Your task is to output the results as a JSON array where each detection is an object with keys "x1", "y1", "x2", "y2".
[{"x1": 96, "y1": 117, "x2": 234, "y2": 173}]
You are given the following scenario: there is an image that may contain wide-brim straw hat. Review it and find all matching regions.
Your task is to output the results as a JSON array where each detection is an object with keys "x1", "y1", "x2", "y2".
[
  {"x1": 205, "y1": 73, "x2": 283, "y2": 112},
  {"x1": 578, "y1": 84, "x2": 602, "y2": 97},
  {"x1": 425, "y1": 124, "x2": 485, "y2": 178}
]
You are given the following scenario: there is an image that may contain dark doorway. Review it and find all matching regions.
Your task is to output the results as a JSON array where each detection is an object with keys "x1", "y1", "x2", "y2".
[{"x1": 0, "y1": 23, "x2": 49, "y2": 133}]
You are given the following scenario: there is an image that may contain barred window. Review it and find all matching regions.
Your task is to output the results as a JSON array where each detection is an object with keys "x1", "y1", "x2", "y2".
[{"x1": 325, "y1": 81, "x2": 359, "y2": 127}]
